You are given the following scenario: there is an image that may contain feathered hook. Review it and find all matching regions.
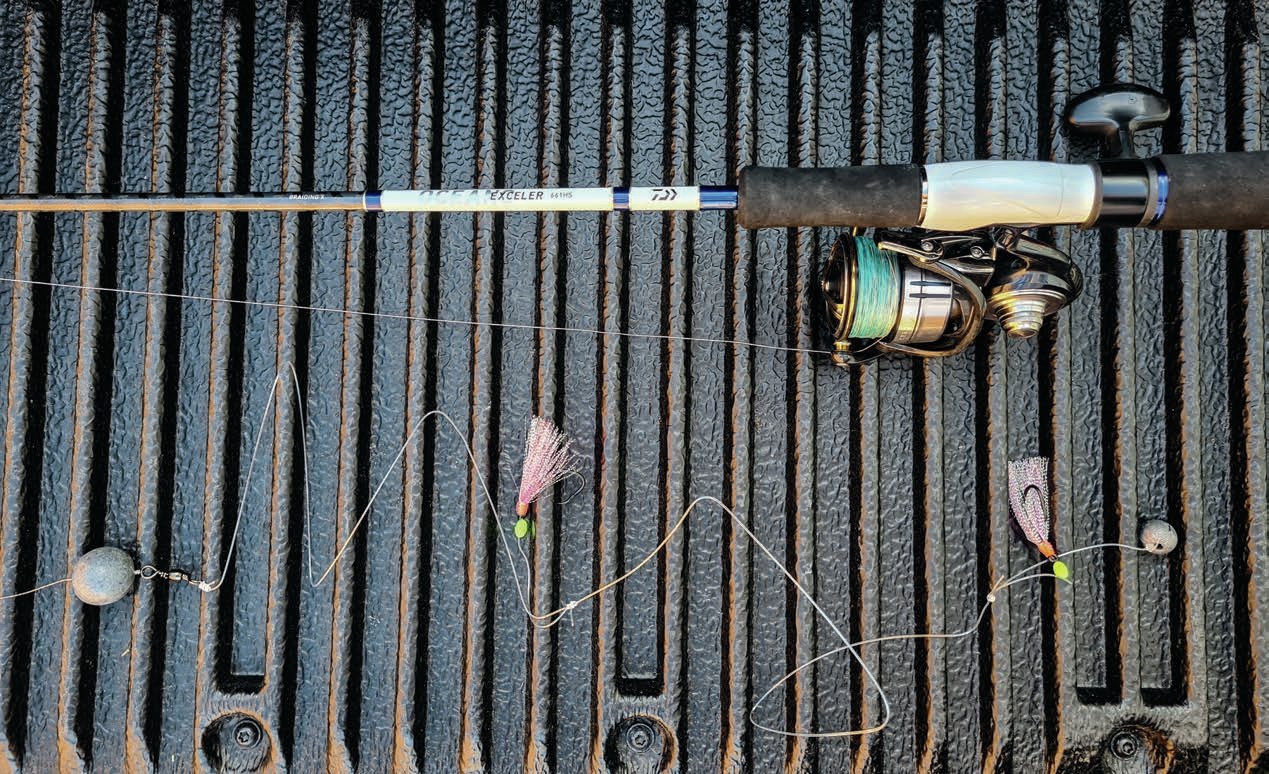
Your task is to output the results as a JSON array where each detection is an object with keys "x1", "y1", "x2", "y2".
[
  {"x1": 514, "y1": 416, "x2": 578, "y2": 539},
  {"x1": 1007, "y1": 456, "x2": 1070, "y2": 580}
]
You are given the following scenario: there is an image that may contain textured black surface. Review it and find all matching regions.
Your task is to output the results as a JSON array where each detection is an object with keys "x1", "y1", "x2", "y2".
[{"x1": 0, "y1": 1, "x2": 1265, "y2": 772}]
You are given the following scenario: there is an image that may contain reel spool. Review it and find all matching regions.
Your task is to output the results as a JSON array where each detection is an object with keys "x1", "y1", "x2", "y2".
[{"x1": 820, "y1": 229, "x2": 1082, "y2": 364}]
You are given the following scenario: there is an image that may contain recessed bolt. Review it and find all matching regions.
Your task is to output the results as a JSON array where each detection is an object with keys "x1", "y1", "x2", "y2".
[
  {"x1": 625, "y1": 719, "x2": 654, "y2": 752},
  {"x1": 234, "y1": 718, "x2": 262, "y2": 748},
  {"x1": 1110, "y1": 730, "x2": 1140, "y2": 759}
]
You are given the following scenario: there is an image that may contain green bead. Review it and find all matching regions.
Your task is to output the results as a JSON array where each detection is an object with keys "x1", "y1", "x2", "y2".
[
  {"x1": 1052, "y1": 560, "x2": 1070, "y2": 581},
  {"x1": 515, "y1": 518, "x2": 530, "y2": 540}
]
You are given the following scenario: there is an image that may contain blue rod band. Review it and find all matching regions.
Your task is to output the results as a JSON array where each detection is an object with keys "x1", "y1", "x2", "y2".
[
  {"x1": 363, "y1": 191, "x2": 382, "y2": 212},
  {"x1": 613, "y1": 187, "x2": 630, "y2": 210},
  {"x1": 1150, "y1": 168, "x2": 1168, "y2": 226},
  {"x1": 699, "y1": 186, "x2": 739, "y2": 210}
]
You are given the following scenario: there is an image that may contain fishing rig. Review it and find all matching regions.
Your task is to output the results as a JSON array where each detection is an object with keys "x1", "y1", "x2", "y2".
[
  {"x1": 12, "y1": 375, "x2": 1181, "y2": 741},
  {"x1": 0, "y1": 85, "x2": 1211, "y2": 741},
  {"x1": 1, "y1": 84, "x2": 1265, "y2": 363}
]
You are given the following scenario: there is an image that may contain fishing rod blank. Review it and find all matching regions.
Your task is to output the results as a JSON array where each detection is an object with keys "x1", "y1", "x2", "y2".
[{"x1": 0, "y1": 186, "x2": 739, "y2": 214}]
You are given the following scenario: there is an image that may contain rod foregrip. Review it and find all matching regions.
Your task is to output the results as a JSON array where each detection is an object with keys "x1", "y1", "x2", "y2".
[
  {"x1": 737, "y1": 166, "x2": 924, "y2": 229},
  {"x1": 738, "y1": 162, "x2": 1099, "y2": 230},
  {"x1": 1152, "y1": 152, "x2": 1269, "y2": 230}
]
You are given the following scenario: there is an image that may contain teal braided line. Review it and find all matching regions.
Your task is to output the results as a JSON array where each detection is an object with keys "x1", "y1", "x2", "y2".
[{"x1": 846, "y1": 237, "x2": 900, "y2": 339}]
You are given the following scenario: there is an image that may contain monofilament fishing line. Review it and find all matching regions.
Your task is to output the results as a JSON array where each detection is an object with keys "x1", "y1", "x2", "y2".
[
  {"x1": 1, "y1": 360, "x2": 1176, "y2": 739},
  {"x1": 0, "y1": 275, "x2": 832, "y2": 358},
  {"x1": 0, "y1": 277, "x2": 1179, "y2": 739}
]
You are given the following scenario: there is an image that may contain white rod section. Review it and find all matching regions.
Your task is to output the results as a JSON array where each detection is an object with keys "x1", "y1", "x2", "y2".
[
  {"x1": 374, "y1": 186, "x2": 705, "y2": 212},
  {"x1": 920, "y1": 161, "x2": 1097, "y2": 230}
]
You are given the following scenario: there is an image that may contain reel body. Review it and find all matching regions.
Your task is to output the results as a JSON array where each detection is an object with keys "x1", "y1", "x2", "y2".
[{"x1": 819, "y1": 228, "x2": 1082, "y2": 364}]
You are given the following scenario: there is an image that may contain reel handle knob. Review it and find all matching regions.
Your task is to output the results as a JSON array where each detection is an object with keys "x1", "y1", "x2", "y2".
[{"x1": 1065, "y1": 84, "x2": 1170, "y2": 158}]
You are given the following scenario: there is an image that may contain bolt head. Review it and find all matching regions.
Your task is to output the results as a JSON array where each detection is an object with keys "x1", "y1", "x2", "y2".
[
  {"x1": 234, "y1": 719, "x2": 262, "y2": 748},
  {"x1": 1110, "y1": 730, "x2": 1141, "y2": 759}
]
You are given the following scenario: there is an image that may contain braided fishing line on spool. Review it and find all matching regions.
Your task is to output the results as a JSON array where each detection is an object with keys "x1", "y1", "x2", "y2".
[{"x1": 846, "y1": 236, "x2": 902, "y2": 339}]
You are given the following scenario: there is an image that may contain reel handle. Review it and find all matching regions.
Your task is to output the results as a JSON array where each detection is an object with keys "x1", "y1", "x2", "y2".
[{"x1": 1064, "y1": 83, "x2": 1171, "y2": 158}]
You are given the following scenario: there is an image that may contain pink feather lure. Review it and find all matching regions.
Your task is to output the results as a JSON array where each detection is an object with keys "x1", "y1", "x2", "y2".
[
  {"x1": 1007, "y1": 456, "x2": 1057, "y2": 560},
  {"x1": 1007, "y1": 456, "x2": 1070, "y2": 579},
  {"x1": 516, "y1": 416, "x2": 576, "y2": 517}
]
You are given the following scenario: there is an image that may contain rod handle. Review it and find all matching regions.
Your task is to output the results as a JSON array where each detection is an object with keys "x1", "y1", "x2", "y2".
[
  {"x1": 737, "y1": 166, "x2": 924, "y2": 229},
  {"x1": 1152, "y1": 152, "x2": 1269, "y2": 230}
]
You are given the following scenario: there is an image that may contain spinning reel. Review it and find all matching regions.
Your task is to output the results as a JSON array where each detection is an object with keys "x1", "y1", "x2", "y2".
[
  {"x1": 819, "y1": 228, "x2": 1082, "y2": 364},
  {"x1": 817, "y1": 82, "x2": 1177, "y2": 364}
]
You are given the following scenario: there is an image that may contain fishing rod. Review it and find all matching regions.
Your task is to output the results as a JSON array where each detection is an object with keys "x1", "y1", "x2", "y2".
[{"x1": 2, "y1": 84, "x2": 1265, "y2": 363}]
